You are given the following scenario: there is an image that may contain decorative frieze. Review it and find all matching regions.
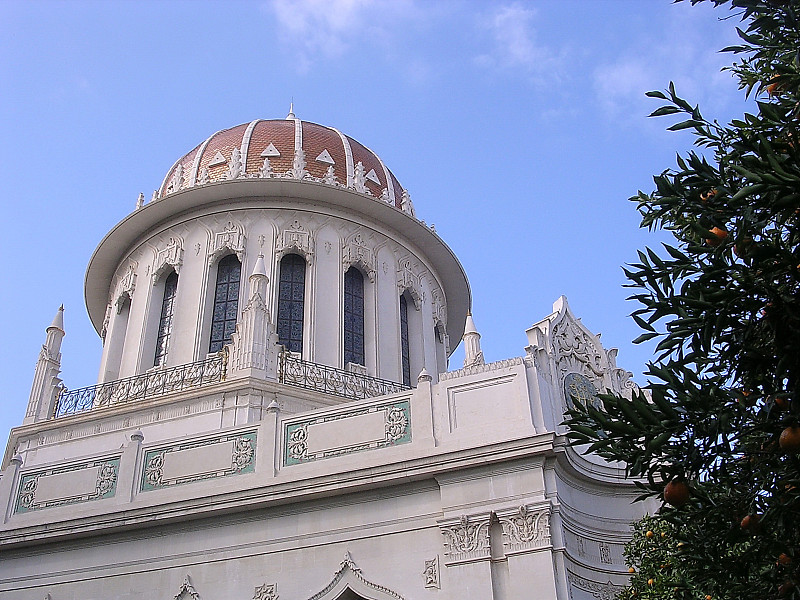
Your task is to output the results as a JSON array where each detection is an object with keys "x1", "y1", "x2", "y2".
[
  {"x1": 15, "y1": 457, "x2": 120, "y2": 513},
  {"x1": 438, "y1": 513, "x2": 491, "y2": 565},
  {"x1": 284, "y1": 400, "x2": 411, "y2": 466},
  {"x1": 496, "y1": 504, "x2": 551, "y2": 554},
  {"x1": 439, "y1": 357, "x2": 524, "y2": 381},
  {"x1": 567, "y1": 572, "x2": 624, "y2": 600},
  {"x1": 141, "y1": 430, "x2": 256, "y2": 491}
]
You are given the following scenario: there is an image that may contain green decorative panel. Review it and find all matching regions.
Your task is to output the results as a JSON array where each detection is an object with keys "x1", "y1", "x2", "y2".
[
  {"x1": 15, "y1": 457, "x2": 120, "y2": 514},
  {"x1": 141, "y1": 430, "x2": 257, "y2": 491},
  {"x1": 284, "y1": 400, "x2": 411, "y2": 466}
]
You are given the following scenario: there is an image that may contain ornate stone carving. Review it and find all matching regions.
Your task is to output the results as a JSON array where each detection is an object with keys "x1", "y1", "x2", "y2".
[
  {"x1": 153, "y1": 236, "x2": 184, "y2": 282},
  {"x1": 276, "y1": 219, "x2": 314, "y2": 262},
  {"x1": 599, "y1": 541, "x2": 612, "y2": 564},
  {"x1": 423, "y1": 556, "x2": 440, "y2": 589},
  {"x1": 497, "y1": 504, "x2": 551, "y2": 554},
  {"x1": 290, "y1": 147, "x2": 308, "y2": 179},
  {"x1": 397, "y1": 258, "x2": 423, "y2": 309},
  {"x1": 174, "y1": 574, "x2": 201, "y2": 600},
  {"x1": 197, "y1": 166, "x2": 210, "y2": 185},
  {"x1": 401, "y1": 190, "x2": 415, "y2": 216},
  {"x1": 342, "y1": 232, "x2": 376, "y2": 282},
  {"x1": 114, "y1": 262, "x2": 137, "y2": 313},
  {"x1": 287, "y1": 423, "x2": 308, "y2": 461},
  {"x1": 141, "y1": 431, "x2": 257, "y2": 491},
  {"x1": 438, "y1": 513, "x2": 491, "y2": 565},
  {"x1": 322, "y1": 165, "x2": 337, "y2": 185},
  {"x1": 567, "y1": 572, "x2": 623, "y2": 600},
  {"x1": 259, "y1": 157, "x2": 274, "y2": 178},
  {"x1": 353, "y1": 161, "x2": 368, "y2": 193},
  {"x1": 385, "y1": 406, "x2": 408, "y2": 441},
  {"x1": 16, "y1": 458, "x2": 120, "y2": 513},
  {"x1": 431, "y1": 288, "x2": 447, "y2": 331},
  {"x1": 307, "y1": 552, "x2": 405, "y2": 600},
  {"x1": 253, "y1": 583, "x2": 278, "y2": 600},
  {"x1": 551, "y1": 307, "x2": 604, "y2": 389},
  {"x1": 101, "y1": 303, "x2": 112, "y2": 342},
  {"x1": 167, "y1": 163, "x2": 183, "y2": 194},
  {"x1": 227, "y1": 147, "x2": 243, "y2": 179},
  {"x1": 208, "y1": 221, "x2": 245, "y2": 264}
]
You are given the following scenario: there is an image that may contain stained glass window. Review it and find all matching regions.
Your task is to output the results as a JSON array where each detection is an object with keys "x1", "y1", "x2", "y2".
[
  {"x1": 153, "y1": 271, "x2": 178, "y2": 367},
  {"x1": 277, "y1": 253, "x2": 306, "y2": 354},
  {"x1": 209, "y1": 254, "x2": 241, "y2": 353},
  {"x1": 400, "y1": 294, "x2": 411, "y2": 386},
  {"x1": 344, "y1": 267, "x2": 365, "y2": 366}
]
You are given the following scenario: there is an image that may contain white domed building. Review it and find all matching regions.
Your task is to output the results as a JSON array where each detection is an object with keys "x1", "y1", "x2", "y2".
[{"x1": 0, "y1": 110, "x2": 653, "y2": 600}]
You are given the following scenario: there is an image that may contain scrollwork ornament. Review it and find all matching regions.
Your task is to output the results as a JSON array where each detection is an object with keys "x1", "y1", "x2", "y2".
[
  {"x1": 232, "y1": 437, "x2": 255, "y2": 470},
  {"x1": 385, "y1": 406, "x2": 408, "y2": 442},
  {"x1": 144, "y1": 453, "x2": 165, "y2": 486},
  {"x1": 253, "y1": 583, "x2": 278, "y2": 600},
  {"x1": 96, "y1": 462, "x2": 117, "y2": 495},
  {"x1": 287, "y1": 424, "x2": 308, "y2": 460}
]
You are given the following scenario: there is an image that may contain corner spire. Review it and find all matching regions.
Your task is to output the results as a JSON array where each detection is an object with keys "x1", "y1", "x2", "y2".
[
  {"x1": 286, "y1": 101, "x2": 296, "y2": 120},
  {"x1": 251, "y1": 253, "x2": 268, "y2": 279},
  {"x1": 463, "y1": 311, "x2": 485, "y2": 368},
  {"x1": 49, "y1": 304, "x2": 65, "y2": 332}
]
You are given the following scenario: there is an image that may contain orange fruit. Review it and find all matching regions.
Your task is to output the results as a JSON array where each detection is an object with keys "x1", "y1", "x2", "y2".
[
  {"x1": 778, "y1": 553, "x2": 792, "y2": 565},
  {"x1": 664, "y1": 479, "x2": 690, "y2": 507},
  {"x1": 646, "y1": 530, "x2": 654, "y2": 538},
  {"x1": 705, "y1": 227, "x2": 728, "y2": 247},
  {"x1": 779, "y1": 426, "x2": 800, "y2": 452},
  {"x1": 741, "y1": 514, "x2": 761, "y2": 533}
]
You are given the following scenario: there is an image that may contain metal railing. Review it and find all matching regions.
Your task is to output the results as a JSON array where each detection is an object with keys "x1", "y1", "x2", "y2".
[
  {"x1": 53, "y1": 350, "x2": 228, "y2": 418},
  {"x1": 278, "y1": 352, "x2": 410, "y2": 401}
]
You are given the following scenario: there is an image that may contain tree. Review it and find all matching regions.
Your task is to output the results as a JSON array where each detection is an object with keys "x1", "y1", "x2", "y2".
[{"x1": 563, "y1": 1, "x2": 800, "y2": 598}]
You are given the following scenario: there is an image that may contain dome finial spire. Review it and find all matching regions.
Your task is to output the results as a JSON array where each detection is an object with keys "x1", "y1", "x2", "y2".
[{"x1": 286, "y1": 100, "x2": 296, "y2": 120}]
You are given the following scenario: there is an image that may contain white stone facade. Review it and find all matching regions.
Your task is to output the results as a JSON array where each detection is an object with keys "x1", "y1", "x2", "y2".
[{"x1": 0, "y1": 116, "x2": 653, "y2": 600}]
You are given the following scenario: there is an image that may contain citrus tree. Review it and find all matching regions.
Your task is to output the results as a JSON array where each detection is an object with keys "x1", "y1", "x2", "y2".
[{"x1": 563, "y1": 1, "x2": 800, "y2": 598}]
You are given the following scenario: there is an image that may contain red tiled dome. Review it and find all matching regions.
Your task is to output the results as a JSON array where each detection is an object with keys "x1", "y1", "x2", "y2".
[{"x1": 158, "y1": 118, "x2": 405, "y2": 208}]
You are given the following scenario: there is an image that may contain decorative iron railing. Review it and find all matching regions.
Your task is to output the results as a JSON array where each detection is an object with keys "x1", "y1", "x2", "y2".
[
  {"x1": 278, "y1": 352, "x2": 410, "y2": 401},
  {"x1": 53, "y1": 351, "x2": 228, "y2": 418}
]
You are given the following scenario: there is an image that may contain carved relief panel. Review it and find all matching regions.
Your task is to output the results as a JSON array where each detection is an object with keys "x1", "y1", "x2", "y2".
[
  {"x1": 208, "y1": 220, "x2": 246, "y2": 265},
  {"x1": 152, "y1": 236, "x2": 184, "y2": 282},
  {"x1": 342, "y1": 231, "x2": 376, "y2": 282},
  {"x1": 276, "y1": 219, "x2": 314, "y2": 262}
]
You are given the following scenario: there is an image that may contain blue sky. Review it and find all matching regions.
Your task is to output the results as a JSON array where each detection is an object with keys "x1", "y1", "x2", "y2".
[{"x1": 0, "y1": 0, "x2": 751, "y2": 445}]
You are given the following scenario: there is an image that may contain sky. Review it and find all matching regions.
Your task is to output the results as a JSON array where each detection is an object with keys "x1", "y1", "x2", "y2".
[{"x1": 0, "y1": 0, "x2": 753, "y2": 447}]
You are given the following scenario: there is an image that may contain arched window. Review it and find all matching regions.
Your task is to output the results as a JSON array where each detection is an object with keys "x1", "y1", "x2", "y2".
[
  {"x1": 209, "y1": 254, "x2": 241, "y2": 353},
  {"x1": 343, "y1": 267, "x2": 365, "y2": 366},
  {"x1": 277, "y1": 253, "x2": 306, "y2": 354},
  {"x1": 153, "y1": 271, "x2": 178, "y2": 366},
  {"x1": 400, "y1": 294, "x2": 411, "y2": 386}
]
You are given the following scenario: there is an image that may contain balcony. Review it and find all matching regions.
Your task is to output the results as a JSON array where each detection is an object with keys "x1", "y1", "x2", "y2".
[
  {"x1": 53, "y1": 351, "x2": 228, "y2": 418},
  {"x1": 278, "y1": 352, "x2": 411, "y2": 401}
]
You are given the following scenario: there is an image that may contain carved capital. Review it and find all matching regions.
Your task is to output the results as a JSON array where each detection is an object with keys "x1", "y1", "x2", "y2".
[
  {"x1": 437, "y1": 512, "x2": 491, "y2": 565},
  {"x1": 496, "y1": 504, "x2": 551, "y2": 555}
]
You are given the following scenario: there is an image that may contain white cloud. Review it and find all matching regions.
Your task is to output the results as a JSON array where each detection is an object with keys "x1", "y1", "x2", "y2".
[
  {"x1": 266, "y1": 0, "x2": 418, "y2": 72},
  {"x1": 592, "y1": 3, "x2": 743, "y2": 124},
  {"x1": 474, "y1": 3, "x2": 561, "y2": 84}
]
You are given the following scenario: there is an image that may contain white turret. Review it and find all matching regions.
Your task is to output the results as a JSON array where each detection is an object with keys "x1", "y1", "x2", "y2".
[
  {"x1": 24, "y1": 305, "x2": 65, "y2": 424},
  {"x1": 462, "y1": 312, "x2": 484, "y2": 368}
]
